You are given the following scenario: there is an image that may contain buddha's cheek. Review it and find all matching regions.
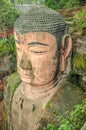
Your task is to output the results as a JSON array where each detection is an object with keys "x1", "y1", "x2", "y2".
[
  {"x1": 32, "y1": 56, "x2": 57, "y2": 85},
  {"x1": 17, "y1": 56, "x2": 22, "y2": 72},
  {"x1": 17, "y1": 56, "x2": 20, "y2": 71}
]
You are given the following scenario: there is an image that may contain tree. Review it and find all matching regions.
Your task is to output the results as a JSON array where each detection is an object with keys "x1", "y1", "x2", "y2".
[{"x1": 0, "y1": 0, "x2": 19, "y2": 32}]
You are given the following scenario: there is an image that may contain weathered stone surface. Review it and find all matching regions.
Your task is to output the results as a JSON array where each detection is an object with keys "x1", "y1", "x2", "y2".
[
  {"x1": 46, "y1": 80, "x2": 85, "y2": 115},
  {"x1": 0, "y1": 55, "x2": 16, "y2": 78},
  {"x1": 76, "y1": 37, "x2": 86, "y2": 54}
]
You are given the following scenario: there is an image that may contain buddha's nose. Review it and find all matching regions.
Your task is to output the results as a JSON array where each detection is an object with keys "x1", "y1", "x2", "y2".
[{"x1": 20, "y1": 53, "x2": 32, "y2": 70}]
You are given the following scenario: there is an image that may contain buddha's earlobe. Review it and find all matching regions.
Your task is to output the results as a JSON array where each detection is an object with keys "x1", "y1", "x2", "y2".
[{"x1": 60, "y1": 34, "x2": 72, "y2": 72}]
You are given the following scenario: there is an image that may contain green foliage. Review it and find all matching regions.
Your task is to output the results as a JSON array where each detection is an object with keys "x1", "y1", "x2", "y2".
[
  {"x1": 45, "y1": 99, "x2": 86, "y2": 130},
  {"x1": 57, "y1": 0, "x2": 79, "y2": 9},
  {"x1": 55, "y1": 101, "x2": 85, "y2": 129},
  {"x1": 0, "y1": 0, "x2": 19, "y2": 32},
  {"x1": 73, "y1": 7, "x2": 86, "y2": 34},
  {"x1": 72, "y1": 53, "x2": 86, "y2": 74},
  {"x1": 45, "y1": 124, "x2": 57, "y2": 130},
  {"x1": 45, "y1": 0, "x2": 58, "y2": 10},
  {"x1": 45, "y1": 0, "x2": 79, "y2": 10},
  {"x1": 58, "y1": 124, "x2": 71, "y2": 130},
  {"x1": 0, "y1": 35, "x2": 16, "y2": 58},
  {"x1": 14, "y1": 0, "x2": 45, "y2": 4},
  {"x1": 46, "y1": 102, "x2": 51, "y2": 108}
]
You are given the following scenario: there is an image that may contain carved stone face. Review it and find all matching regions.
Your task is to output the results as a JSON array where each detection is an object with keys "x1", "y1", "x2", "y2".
[{"x1": 14, "y1": 32, "x2": 58, "y2": 85}]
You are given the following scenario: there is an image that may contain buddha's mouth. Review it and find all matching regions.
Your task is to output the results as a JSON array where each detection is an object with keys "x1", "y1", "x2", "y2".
[
  {"x1": 20, "y1": 72, "x2": 34, "y2": 78},
  {"x1": 21, "y1": 73, "x2": 30, "y2": 78},
  {"x1": 18, "y1": 67, "x2": 33, "y2": 77}
]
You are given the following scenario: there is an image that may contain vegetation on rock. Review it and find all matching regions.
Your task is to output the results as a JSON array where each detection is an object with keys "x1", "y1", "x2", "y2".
[
  {"x1": 14, "y1": 0, "x2": 45, "y2": 4},
  {"x1": 0, "y1": 36, "x2": 17, "y2": 77},
  {"x1": 45, "y1": 0, "x2": 80, "y2": 10},
  {"x1": 0, "y1": 35, "x2": 16, "y2": 58},
  {"x1": 45, "y1": 99, "x2": 86, "y2": 130},
  {"x1": 73, "y1": 7, "x2": 86, "y2": 35},
  {"x1": 72, "y1": 53, "x2": 86, "y2": 74}
]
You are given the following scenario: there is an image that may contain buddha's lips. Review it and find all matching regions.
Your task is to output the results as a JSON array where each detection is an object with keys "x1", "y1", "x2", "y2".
[
  {"x1": 20, "y1": 73, "x2": 33, "y2": 78},
  {"x1": 18, "y1": 68, "x2": 33, "y2": 77}
]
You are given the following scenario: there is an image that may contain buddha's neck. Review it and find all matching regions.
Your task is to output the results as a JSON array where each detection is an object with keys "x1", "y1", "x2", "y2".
[{"x1": 21, "y1": 73, "x2": 62, "y2": 99}]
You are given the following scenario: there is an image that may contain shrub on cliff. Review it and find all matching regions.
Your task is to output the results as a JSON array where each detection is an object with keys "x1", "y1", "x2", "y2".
[
  {"x1": 45, "y1": 99, "x2": 86, "y2": 130},
  {"x1": 0, "y1": 35, "x2": 16, "y2": 58}
]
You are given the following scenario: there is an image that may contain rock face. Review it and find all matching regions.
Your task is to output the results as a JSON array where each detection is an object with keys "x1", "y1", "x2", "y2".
[
  {"x1": 0, "y1": 55, "x2": 16, "y2": 78},
  {"x1": 76, "y1": 37, "x2": 86, "y2": 54}
]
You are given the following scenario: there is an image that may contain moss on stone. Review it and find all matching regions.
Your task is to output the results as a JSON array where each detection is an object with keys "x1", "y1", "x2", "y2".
[
  {"x1": 72, "y1": 53, "x2": 86, "y2": 74},
  {"x1": 68, "y1": 73, "x2": 86, "y2": 91},
  {"x1": 6, "y1": 72, "x2": 21, "y2": 95}
]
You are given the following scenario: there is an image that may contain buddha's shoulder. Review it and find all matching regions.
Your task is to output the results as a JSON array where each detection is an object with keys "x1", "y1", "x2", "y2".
[
  {"x1": 46, "y1": 79, "x2": 86, "y2": 114},
  {"x1": 54, "y1": 79, "x2": 85, "y2": 96},
  {"x1": 37, "y1": 80, "x2": 86, "y2": 130}
]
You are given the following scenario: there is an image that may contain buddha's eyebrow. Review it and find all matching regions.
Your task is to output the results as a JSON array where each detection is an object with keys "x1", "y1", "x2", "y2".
[
  {"x1": 28, "y1": 42, "x2": 49, "y2": 46},
  {"x1": 15, "y1": 39, "x2": 20, "y2": 44}
]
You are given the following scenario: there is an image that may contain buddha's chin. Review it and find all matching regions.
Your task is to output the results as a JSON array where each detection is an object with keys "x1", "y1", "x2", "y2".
[
  {"x1": 21, "y1": 77, "x2": 50, "y2": 86},
  {"x1": 21, "y1": 77, "x2": 32, "y2": 83}
]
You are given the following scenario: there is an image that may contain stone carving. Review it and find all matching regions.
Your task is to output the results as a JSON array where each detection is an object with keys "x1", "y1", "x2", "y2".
[{"x1": 3, "y1": 5, "x2": 85, "y2": 130}]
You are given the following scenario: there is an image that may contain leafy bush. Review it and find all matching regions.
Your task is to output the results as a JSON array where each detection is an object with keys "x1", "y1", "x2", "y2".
[
  {"x1": 45, "y1": 0, "x2": 79, "y2": 10},
  {"x1": 57, "y1": 0, "x2": 79, "y2": 9},
  {"x1": 0, "y1": 35, "x2": 16, "y2": 58},
  {"x1": 45, "y1": 0, "x2": 59, "y2": 10},
  {"x1": 72, "y1": 53, "x2": 86, "y2": 74},
  {"x1": 0, "y1": 0, "x2": 19, "y2": 32},
  {"x1": 45, "y1": 99, "x2": 86, "y2": 130},
  {"x1": 73, "y1": 7, "x2": 86, "y2": 34}
]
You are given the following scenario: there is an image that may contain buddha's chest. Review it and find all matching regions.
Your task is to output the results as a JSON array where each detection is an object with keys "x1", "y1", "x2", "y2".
[{"x1": 11, "y1": 87, "x2": 50, "y2": 130}]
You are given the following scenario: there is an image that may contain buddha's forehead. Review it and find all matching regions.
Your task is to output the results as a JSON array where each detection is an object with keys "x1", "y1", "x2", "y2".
[{"x1": 14, "y1": 32, "x2": 57, "y2": 48}]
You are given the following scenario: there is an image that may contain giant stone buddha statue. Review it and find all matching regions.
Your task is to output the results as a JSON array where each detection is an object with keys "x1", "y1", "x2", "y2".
[{"x1": 3, "y1": 5, "x2": 85, "y2": 130}]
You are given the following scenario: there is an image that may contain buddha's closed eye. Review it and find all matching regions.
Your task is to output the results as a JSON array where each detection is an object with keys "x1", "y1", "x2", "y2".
[
  {"x1": 31, "y1": 50, "x2": 47, "y2": 54},
  {"x1": 29, "y1": 45, "x2": 50, "y2": 55}
]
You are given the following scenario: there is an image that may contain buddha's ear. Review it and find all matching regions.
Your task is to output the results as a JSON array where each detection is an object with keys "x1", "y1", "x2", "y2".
[
  {"x1": 59, "y1": 34, "x2": 72, "y2": 72},
  {"x1": 14, "y1": 31, "x2": 22, "y2": 41}
]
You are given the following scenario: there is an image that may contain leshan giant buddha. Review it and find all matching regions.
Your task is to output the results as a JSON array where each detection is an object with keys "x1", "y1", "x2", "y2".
[{"x1": 3, "y1": 5, "x2": 85, "y2": 130}]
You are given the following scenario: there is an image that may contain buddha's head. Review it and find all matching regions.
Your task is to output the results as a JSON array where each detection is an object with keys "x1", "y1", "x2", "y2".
[{"x1": 14, "y1": 5, "x2": 72, "y2": 86}]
